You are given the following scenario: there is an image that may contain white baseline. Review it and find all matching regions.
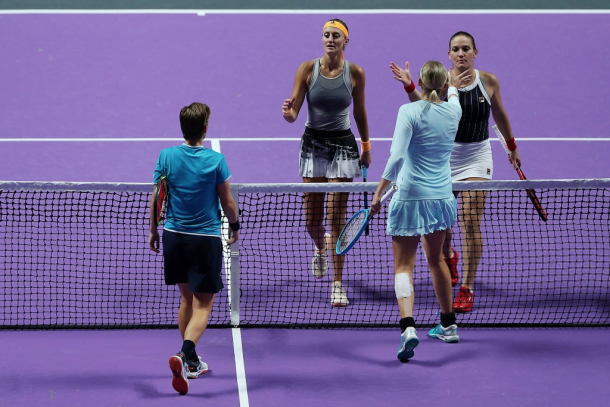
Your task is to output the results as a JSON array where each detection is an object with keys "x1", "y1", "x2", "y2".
[
  {"x1": 0, "y1": 9, "x2": 609, "y2": 15},
  {"x1": 0, "y1": 137, "x2": 608, "y2": 142}
]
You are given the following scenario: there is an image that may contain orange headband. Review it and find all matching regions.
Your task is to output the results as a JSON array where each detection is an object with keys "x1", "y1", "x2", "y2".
[{"x1": 323, "y1": 21, "x2": 349, "y2": 40}]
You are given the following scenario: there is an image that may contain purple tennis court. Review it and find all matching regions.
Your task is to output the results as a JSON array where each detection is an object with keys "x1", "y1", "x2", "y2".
[{"x1": 1, "y1": 10, "x2": 609, "y2": 407}]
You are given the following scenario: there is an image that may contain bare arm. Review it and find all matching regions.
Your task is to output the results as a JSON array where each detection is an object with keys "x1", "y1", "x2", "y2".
[
  {"x1": 370, "y1": 178, "x2": 392, "y2": 216},
  {"x1": 217, "y1": 180, "x2": 240, "y2": 244},
  {"x1": 282, "y1": 60, "x2": 314, "y2": 123},
  {"x1": 390, "y1": 61, "x2": 422, "y2": 102},
  {"x1": 482, "y1": 71, "x2": 522, "y2": 169},
  {"x1": 148, "y1": 187, "x2": 160, "y2": 253},
  {"x1": 351, "y1": 63, "x2": 371, "y2": 168}
]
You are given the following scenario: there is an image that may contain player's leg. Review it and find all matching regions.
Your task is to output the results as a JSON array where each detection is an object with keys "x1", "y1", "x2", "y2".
[
  {"x1": 392, "y1": 235, "x2": 420, "y2": 360},
  {"x1": 161, "y1": 230, "x2": 191, "y2": 394},
  {"x1": 169, "y1": 289, "x2": 214, "y2": 393},
  {"x1": 422, "y1": 229, "x2": 453, "y2": 313},
  {"x1": 303, "y1": 177, "x2": 330, "y2": 279},
  {"x1": 443, "y1": 191, "x2": 461, "y2": 287},
  {"x1": 177, "y1": 283, "x2": 193, "y2": 340},
  {"x1": 423, "y1": 229, "x2": 459, "y2": 343},
  {"x1": 327, "y1": 179, "x2": 352, "y2": 306},
  {"x1": 182, "y1": 235, "x2": 223, "y2": 378},
  {"x1": 168, "y1": 281, "x2": 194, "y2": 395},
  {"x1": 454, "y1": 181, "x2": 487, "y2": 312}
]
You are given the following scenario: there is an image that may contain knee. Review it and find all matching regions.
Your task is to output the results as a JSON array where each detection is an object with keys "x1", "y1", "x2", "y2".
[
  {"x1": 181, "y1": 295, "x2": 193, "y2": 307},
  {"x1": 305, "y1": 217, "x2": 323, "y2": 229},
  {"x1": 427, "y1": 254, "x2": 445, "y2": 269},
  {"x1": 461, "y1": 216, "x2": 481, "y2": 232},
  {"x1": 326, "y1": 210, "x2": 345, "y2": 227}
]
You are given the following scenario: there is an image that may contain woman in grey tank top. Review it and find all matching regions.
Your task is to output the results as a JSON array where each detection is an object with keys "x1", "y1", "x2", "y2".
[
  {"x1": 281, "y1": 19, "x2": 372, "y2": 307},
  {"x1": 390, "y1": 31, "x2": 523, "y2": 315}
]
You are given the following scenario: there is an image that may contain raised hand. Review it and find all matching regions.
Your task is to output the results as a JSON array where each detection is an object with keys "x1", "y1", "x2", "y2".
[{"x1": 390, "y1": 61, "x2": 412, "y2": 87}]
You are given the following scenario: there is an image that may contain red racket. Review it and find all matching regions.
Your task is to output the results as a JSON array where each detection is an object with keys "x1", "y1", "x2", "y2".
[
  {"x1": 493, "y1": 125, "x2": 547, "y2": 222},
  {"x1": 153, "y1": 176, "x2": 169, "y2": 225}
]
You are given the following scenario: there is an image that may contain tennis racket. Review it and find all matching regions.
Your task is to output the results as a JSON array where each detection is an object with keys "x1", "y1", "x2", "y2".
[
  {"x1": 363, "y1": 165, "x2": 369, "y2": 236},
  {"x1": 336, "y1": 184, "x2": 398, "y2": 255},
  {"x1": 493, "y1": 125, "x2": 547, "y2": 222},
  {"x1": 153, "y1": 175, "x2": 169, "y2": 225}
]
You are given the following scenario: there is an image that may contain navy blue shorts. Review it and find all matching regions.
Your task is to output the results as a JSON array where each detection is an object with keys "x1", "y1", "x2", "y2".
[{"x1": 162, "y1": 229, "x2": 224, "y2": 293}]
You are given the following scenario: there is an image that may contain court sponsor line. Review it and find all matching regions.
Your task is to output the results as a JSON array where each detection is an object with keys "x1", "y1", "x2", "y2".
[
  {"x1": 0, "y1": 9, "x2": 609, "y2": 15},
  {"x1": 0, "y1": 137, "x2": 608, "y2": 142}
]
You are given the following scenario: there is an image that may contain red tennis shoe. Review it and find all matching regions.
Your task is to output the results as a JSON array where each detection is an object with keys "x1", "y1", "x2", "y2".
[{"x1": 453, "y1": 286, "x2": 474, "y2": 313}]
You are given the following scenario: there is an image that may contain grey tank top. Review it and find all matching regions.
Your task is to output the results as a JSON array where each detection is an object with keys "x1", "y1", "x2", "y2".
[{"x1": 305, "y1": 59, "x2": 353, "y2": 131}]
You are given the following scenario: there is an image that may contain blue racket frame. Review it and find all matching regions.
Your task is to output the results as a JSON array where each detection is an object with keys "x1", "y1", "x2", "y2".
[{"x1": 336, "y1": 184, "x2": 397, "y2": 255}]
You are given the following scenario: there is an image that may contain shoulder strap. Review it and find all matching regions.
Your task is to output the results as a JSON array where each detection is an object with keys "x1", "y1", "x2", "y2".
[
  {"x1": 309, "y1": 59, "x2": 320, "y2": 90},
  {"x1": 342, "y1": 60, "x2": 353, "y2": 94},
  {"x1": 475, "y1": 69, "x2": 491, "y2": 105}
]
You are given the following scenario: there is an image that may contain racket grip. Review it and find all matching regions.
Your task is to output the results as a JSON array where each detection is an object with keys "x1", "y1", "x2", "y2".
[{"x1": 380, "y1": 184, "x2": 398, "y2": 202}]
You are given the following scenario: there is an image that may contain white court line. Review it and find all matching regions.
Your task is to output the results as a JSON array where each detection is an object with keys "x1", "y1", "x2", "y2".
[
  {"x1": 0, "y1": 9, "x2": 608, "y2": 14},
  {"x1": 0, "y1": 137, "x2": 609, "y2": 142},
  {"x1": 212, "y1": 139, "x2": 250, "y2": 407},
  {"x1": 211, "y1": 139, "x2": 221, "y2": 152},
  {"x1": 232, "y1": 328, "x2": 250, "y2": 407}
]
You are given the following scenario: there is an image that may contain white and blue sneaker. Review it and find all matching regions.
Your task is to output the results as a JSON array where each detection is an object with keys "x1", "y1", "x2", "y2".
[
  {"x1": 397, "y1": 327, "x2": 419, "y2": 360},
  {"x1": 428, "y1": 324, "x2": 460, "y2": 343},
  {"x1": 312, "y1": 233, "x2": 331, "y2": 279}
]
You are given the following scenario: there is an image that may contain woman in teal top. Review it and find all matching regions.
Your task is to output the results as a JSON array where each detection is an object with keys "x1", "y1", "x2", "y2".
[{"x1": 370, "y1": 61, "x2": 469, "y2": 361}]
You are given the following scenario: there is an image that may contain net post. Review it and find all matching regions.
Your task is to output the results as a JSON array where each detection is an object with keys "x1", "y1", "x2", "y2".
[{"x1": 229, "y1": 184, "x2": 241, "y2": 327}]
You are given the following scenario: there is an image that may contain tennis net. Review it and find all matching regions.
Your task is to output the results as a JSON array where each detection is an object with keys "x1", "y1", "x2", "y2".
[{"x1": 1, "y1": 179, "x2": 609, "y2": 329}]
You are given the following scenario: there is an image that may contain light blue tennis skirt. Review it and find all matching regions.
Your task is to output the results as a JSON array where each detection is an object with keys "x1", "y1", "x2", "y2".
[{"x1": 386, "y1": 196, "x2": 457, "y2": 236}]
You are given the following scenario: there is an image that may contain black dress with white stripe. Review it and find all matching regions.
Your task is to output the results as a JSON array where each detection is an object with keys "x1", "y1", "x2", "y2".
[{"x1": 454, "y1": 71, "x2": 491, "y2": 143}]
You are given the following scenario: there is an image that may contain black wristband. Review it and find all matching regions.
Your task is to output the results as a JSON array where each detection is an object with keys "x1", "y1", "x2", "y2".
[{"x1": 229, "y1": 221, "x2": 240, "y2": 232}]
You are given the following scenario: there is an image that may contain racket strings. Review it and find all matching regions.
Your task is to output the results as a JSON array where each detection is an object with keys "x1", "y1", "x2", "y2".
[{"x1": 338, "y1": 211, "x2": 367, "y2": 252}]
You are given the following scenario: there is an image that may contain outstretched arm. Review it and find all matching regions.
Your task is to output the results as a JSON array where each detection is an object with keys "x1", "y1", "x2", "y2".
[{"x1": 390, "y1": 61, "x2": 422, "y2": 102}]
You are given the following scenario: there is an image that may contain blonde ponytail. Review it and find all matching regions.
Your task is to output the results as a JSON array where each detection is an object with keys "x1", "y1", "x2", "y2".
[{"x1": 419, "y1": 61, "x2": 448, "y2": 103}]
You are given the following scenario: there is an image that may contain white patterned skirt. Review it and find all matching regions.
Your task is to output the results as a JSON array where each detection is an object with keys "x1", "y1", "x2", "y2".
[
  {"x1": 450, "y1": 139, "x2": 493, "y2": 181},
  {"x1": 299, "y1": 127, "x2": 362, "y2": 179}
]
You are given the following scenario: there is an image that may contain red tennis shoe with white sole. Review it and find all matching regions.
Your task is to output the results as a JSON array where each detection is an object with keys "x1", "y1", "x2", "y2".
[{"x1": 453, "y1": 286, "x2": 474, "y2": 313}]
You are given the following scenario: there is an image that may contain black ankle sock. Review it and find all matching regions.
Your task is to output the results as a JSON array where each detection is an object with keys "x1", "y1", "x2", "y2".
[
  {"x1": 399, "y1": 317, "x2": 415, "y2": 333},
  {"x1": 440, "y1": 311, "x2": 456, "y2": 328},
  {"x1": 180, "y1": 340, "x2": 196, "y2": 361}
]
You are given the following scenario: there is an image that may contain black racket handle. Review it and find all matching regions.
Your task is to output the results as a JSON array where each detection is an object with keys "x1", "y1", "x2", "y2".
[{"x1": 363, "y1": 165, "x2": 369, "y2": 236}]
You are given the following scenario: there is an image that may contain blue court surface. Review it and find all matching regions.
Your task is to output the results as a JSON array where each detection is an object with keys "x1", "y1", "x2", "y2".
[{"x1": 0, "y1": 8, "x2": 609, "y2": 407}]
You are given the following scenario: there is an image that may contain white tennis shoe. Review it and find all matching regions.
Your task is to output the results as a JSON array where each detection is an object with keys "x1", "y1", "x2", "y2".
[
  {"x1": 397, "y1": 327, "x2": 419, "y2": 360},
  {"x1": 331, "y1": 281, "x2": 349, "y2": 306},
  {"x1": 312, "y1": 233, "x2": 331, "y2": 279}
]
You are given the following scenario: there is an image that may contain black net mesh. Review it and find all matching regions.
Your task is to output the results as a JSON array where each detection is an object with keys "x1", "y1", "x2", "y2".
[{"x1": 1, "y1": 182, "x2": 609, "y2": 329}]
